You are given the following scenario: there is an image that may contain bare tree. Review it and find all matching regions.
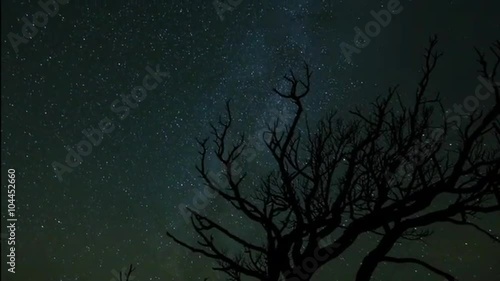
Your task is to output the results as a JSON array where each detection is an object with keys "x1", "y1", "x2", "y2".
[
  {"x1": 119, "y1": 264, "x2": 136, "y2": 281},
  {"x1": 167, "y1": 36, "x2": 500, "y2": 281}
]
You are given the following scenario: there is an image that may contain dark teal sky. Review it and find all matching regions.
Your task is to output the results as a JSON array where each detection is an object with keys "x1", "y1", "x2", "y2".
[{"x1": 1, "y1": 0, "x2": 499, "y2": 280}]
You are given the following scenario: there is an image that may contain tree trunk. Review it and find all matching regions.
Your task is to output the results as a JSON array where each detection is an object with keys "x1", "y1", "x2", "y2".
[
  {"x1": 355, "y1": 253, "x2": 382, "y2": 281},
  {"x1": 355, "y1": 230, "x2": 402, "y2": 281}
]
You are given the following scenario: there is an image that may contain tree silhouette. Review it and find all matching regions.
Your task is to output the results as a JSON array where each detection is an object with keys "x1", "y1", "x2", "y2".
[
  {"x1": 167, "y1": 37, "x2": 500, "y2": 281},
  {"x1": 118, "y1": 264, "x2": 136, "y2": 281}
]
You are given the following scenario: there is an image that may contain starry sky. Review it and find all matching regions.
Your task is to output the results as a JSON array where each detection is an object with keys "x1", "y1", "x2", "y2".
[{"x1": 1, "y1": 0, "x2": 499, "y2": 280}]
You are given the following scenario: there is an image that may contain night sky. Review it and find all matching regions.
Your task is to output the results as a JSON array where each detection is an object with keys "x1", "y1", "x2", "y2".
[{"x1": 1, "y1": 0, "x2": 499, "y2": 280}]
